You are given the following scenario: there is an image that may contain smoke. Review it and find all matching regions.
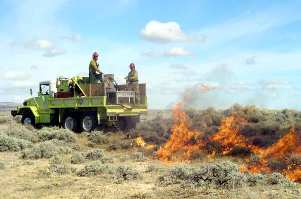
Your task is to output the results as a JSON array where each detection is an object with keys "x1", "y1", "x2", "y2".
[
  {"x1": 181, "y1": 64, "x2": 239, "y2": 109},
  {"x1": 179, "y1": 65, "x2": 300, "y2": 110}
]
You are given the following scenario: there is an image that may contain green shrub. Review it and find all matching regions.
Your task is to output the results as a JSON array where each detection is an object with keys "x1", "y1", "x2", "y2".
[
  {"x1": 158, "y1": 161, "x2": 294, "y2": 188},
  {"x1": 49, "y1": 155, "x2": 66, "y2": 165},
  {"x1": 0, "y1": 133, "x2": 32, "y2": 152},
  {"x1": 144, "y1": 165, "x2": 158, "y2": 173},
  {"x1": 85, "y1": 149, "x2": 104, "y2": 161},
  {"x1": 188, "y1": 162, "x2": 247, "y2": 188},
  {"x1": 71, "y1": 152, "x2": 85, "y2": 164},
  {"x1": 114, "y1": 166, "x2": 140, "y2": 183},
  {"x1": 47, "y1": 155, "x2": 74, "y2": 175},
  {"x1": 77, "y1": 161, "x2": 113, "y2": 177},
  {"x1": 158, "y1": 162, "x2": 253, "y2": 188},
  {"x1": 265, "y1": 173, "x2": 292, "y2": 186},
  {"x1": 38, "y1": 128, "x2": 76, "y2": 143},
  {"x1": 4, "y1": 125, "x2": 39, "y2": 143},
  {"x1": 158, "y1": 166, "x2": 192, "y2": 186},
  {"x1": 21, "y1": 140, "x2": 72, "y2": 159},
  {"x1": 87, "y1": 132, "x2": 109, "y2": 145},
  {"x1": 48, "y1": 163, "x2": 73, "y2": 175},
  {"x1": 244, "y1": 173, "x2": 265, "y2": 186},
  {"x1": 108, "y1": 140, "x2": 133, "y2": 150},
  {"x1": 132, "y1": 152, "x2": 146, "y2": 162}
]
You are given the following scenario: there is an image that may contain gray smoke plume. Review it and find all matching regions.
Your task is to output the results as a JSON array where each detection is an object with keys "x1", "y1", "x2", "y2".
[{"x1": 179, "y1": 65, "x2": 300, "y2": 110}]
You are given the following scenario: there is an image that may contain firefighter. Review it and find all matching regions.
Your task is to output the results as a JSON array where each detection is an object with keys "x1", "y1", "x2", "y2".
[
  {"x1": 126, "y1": 63, "x2": 140, "y2": 103},
  {"x1": 89, "y1": 52, "x2": 102, "y2": 83},
  {"x1": 127, "y1": 63, "x2": 138, "y2": 83}
]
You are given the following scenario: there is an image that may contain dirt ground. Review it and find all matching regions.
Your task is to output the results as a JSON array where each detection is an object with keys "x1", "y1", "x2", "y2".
[{"x1": 0, "y1": 111, "x2": 300, "y2": 199}]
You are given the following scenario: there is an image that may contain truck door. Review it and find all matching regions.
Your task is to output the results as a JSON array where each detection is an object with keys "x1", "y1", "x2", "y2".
[
  {"x1": 37, "y1": 82, "x2": 52, "y2": 123},
  {"x1": 39, "y1": 83, "x2": 51, "y2": 108}
]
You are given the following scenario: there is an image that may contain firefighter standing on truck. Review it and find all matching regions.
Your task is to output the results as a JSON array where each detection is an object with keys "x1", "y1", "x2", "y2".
[
  {"x1": 89, "y1": 52, "x2": 102, "y2": 83},
  {"x1": 126, "y1": 63, "x2": 139, "y2": 103}
]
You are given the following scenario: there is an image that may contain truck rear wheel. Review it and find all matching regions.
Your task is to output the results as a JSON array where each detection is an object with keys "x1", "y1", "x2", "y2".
[
  {"x1": 81, "y1": 115, "x2": 96, "y2": 132},
  {"x1": 64, "y1": 116, "x2": 77, "y2": 132},
  {"x1": 117, "y1": 116, "x2": 139, "y2": 131}
]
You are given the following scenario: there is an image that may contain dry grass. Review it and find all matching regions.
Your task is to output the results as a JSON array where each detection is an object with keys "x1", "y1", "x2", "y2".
[{"x1": 0, "y1": 112, "x2": 300, "y2": 199}]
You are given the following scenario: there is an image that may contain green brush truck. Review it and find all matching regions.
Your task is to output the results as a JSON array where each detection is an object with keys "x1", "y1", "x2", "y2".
[{"x1": 11, "y1": 74, "x2": 147, "y2": 132}]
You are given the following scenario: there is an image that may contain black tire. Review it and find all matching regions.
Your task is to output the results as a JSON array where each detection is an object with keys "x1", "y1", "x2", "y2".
[
  {"x1": 21, "y1": 115, "x2": 35, "y2": 126},
  {"x1": 118, "y1": 116, "x2": 139, "y2": 131},
  {"x1": 126, "y1": 117, "x2": 137, "y2": 130},
  {"x1": 118, "y1": 117, "x2": 127, "y2": 131},
  {"x1": 81, "y1": 114, "x2": 96, "y2": 132},
  {"x1": 63, "y1": 116, "x2": 78, "y2": 132}
]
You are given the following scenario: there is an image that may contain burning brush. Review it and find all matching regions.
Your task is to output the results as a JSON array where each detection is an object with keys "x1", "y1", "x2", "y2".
[
  {"x1": 135, "y1": 136, "x2": 156, "y2": 150},
  {"x1": 156, "y1": 103, "x2": 301, "y2": 182}
]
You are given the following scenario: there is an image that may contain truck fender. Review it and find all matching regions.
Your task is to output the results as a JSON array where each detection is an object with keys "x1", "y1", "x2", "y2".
[{"x1": 19, "y1": 106, "x2": 40, "y2": 122}]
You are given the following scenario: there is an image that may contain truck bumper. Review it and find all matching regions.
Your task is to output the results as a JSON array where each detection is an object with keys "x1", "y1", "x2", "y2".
[{"x1": 11, "y1": 110, "x2": 18, "y2": 117}]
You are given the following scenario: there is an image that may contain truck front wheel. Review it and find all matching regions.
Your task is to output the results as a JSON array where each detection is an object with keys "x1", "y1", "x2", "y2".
[
  {"x1": 21, "y1": 115, "x2": 34, "y2": 126},
  {"x1": 64, "y1": 116, "x2": 77, "y2": 132},
  {"x1": 81, "y1": 115, "x2": 96, "y2": 132}
]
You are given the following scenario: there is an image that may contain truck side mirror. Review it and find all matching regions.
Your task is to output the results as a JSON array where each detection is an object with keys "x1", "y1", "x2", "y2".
[{"x1": 30, "y1": 88, "x2": 33, "y2": 96}]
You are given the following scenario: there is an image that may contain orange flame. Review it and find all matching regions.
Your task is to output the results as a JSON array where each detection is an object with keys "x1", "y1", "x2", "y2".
[
  {"x1": 156, "y1": 104, "x2": 301, "y2": 182},
  {"x1": 286, "y1": 168, "x2": 301, "y2": 182},
  {"x1": 136, "y1": 136, "x2": 146, "y2": 147},
  {"x1": 256, "y1": 129, "x2": 301, "y2": 158},
  {"x1": 210, "y1": 116, "x2": 248, "y2": 154},
  {"x1": 157, "y1": 103, "x2": 204, "y2": 161},
  {"x1": 243, "y1": 129, "x2": 301, "y2": 181},
  {"x1": 135, "y1": 136, "x2": 156, "y2": 150}
]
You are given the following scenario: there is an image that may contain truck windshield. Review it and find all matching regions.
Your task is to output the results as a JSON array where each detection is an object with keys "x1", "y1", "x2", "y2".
[{"x1": 40, "y1": 84, "x2": 50, "y2": 95}]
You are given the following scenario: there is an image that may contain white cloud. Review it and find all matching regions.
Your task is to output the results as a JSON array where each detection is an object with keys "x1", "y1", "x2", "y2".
[
  {"x1": 142, "y1": 47, "x2": 192, "y2": 58},
  {"x1": 2, "y1": 71, "x2": 32, "y2": 81},
  {"x1": 25, "y1": 39, "x2": 53, "y2": 50},
  {"x1": 23, "y1": 38, "x2": 66, "y2": 57},
  {"x1": 141, "y1": 50, "x2": 161, "y2": 57},
  {"x1": 245, "y1": 56, "x2": 256, "y2": 65},
  {"x1": 62, "y1": 34, "x2": 81, "y2": 42},
  {"x1": 24, "y1": 39, "x2": 66, "y2": 57},
  {"x1": 12, "y1": 80, "x2": 34, "y2": 88},
  {"x1": 169, "y1": 64, "x2": 189, "y2": 70},
  {"x1": 260, "y1": 80, "x2": 292, "y2": 90},
  {"x1": 36, "y1": 40, "x2": 53, "y2": 49},
  {"x1": 141, "y1": 20, "x2": 187, "y2": 43},
  {"x1": 43, "y1": 47, "x2": 66, "y2": 57},
  {"x1": 164, "y1": 47, "x2": 191, "y2": 57}
]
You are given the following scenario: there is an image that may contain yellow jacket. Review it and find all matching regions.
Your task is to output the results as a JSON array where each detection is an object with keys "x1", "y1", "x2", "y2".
[
  {"x1": 89, "y1": 59, "x2": 100, "y2": 74},
  {"x1": 128, "y1": 70, "x2": 138, "y2": 82}
]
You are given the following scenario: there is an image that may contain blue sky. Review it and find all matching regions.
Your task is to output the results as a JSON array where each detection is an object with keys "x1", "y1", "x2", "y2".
[{"x1": 0, "y1": 0, "x2": 300, "y2": 109}]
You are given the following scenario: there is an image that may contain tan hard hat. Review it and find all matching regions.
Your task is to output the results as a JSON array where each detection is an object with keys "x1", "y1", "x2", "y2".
[{"x1": 92, "y1": 51, "x2": 99, "y2": 58}]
